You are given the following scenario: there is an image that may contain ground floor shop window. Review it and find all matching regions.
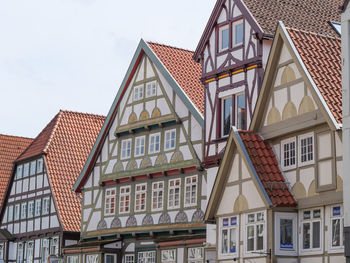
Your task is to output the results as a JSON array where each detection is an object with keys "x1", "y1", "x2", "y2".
[
  {"x1": 67, "y1": 255, "x2": 79, "y2": 263},
  {"x1": 300, "y1": 208, "x2": 323, "y2": 252},
  {"x1": 86, "y1": 254, "x2": 98, "y2": 263},
  {"x1": 330, "y1": 205, "x2": 344, "y2": 251},
  {"x1": 188, "y1": 247, "x2": 204, "y2": 263},
  {"x1": 161, "y1": 249, "x2": 176, "y2": 263},
  {"x1": 275, "y1": 212, "x2": 297, "y2": 255},
  {"x1": 105, "y1": 254, "x2": 116, "y2": 263},
  {"x1": 219, "y1": 216, "x2": 239, "y2": 259},
  {"x1": 138, "y1": 251, "x2": 156, "y2": 263},
  {"x1": 245, "y1": 211, "x2": 266, "y2": 253},
  {"x1": 125, "y1": 254, "x2": 134, "y2": 263}
]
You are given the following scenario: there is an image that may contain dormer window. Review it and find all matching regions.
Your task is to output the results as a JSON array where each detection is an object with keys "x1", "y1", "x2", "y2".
[
  {"x1": 219, "y1": 25, "x2": 229, "y2": 52},
  {"x1": 133, "y1": 85, "x2": 143, "y2": 101}
]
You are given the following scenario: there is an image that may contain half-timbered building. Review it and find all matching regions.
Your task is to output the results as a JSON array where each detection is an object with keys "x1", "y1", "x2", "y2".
[
  {"x1": 65, "y1": 40, "x2": 205, "y2": 263},
  {"x1": 0, "y1": 110, "x2": 105, "y2": 263},
  {"x1": 206, "y1": 21, "x2": 344, "y2": 263}
]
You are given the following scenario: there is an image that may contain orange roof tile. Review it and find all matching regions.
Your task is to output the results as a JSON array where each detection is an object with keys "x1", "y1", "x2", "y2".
[
  {"x1": 239, "y1": 131, "x2": 297, "y2": 207},
  {"x1": 147, "y1": 42, "x2": 204, "y2": 115},
  {"x1": 287, "y1": 28, "x2": 342, "y2": 124},
  {"x1": 0, "y1": 134, "x2": 33, "y2": 208}
]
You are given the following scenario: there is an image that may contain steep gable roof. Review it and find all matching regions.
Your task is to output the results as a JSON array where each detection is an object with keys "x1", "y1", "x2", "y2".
[
  {"x1": 74, "y1": 39, "x2": 204, "y2": 193},
  {"x1": 0, "y1": 134, "x2": 32, "y2": 207}
]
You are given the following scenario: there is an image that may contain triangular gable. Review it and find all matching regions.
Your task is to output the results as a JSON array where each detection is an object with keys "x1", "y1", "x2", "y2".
[
  {"x1": 250, "y1": 21, "x2": 341, "y2": 132},
  {"x1": 74, "y1": 39, "x2": 204, "y2": 192}
]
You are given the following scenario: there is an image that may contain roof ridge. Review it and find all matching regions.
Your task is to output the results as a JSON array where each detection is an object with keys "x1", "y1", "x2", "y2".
[
  {"x1": 42, "y1": 110, "x2": 64, "y2": 153},
  {"x1": 0, "y1": 133, "x2": 33, "y2": 140},
  {"x1": 59, "y1": 109, "x2": 106, "y2": 119},
  {"x1": 287, "y1": 26, "x2": 341, "y2": 41},
  {"x1": 147, "y1": 41, "x2": 194, "y2": 53}
]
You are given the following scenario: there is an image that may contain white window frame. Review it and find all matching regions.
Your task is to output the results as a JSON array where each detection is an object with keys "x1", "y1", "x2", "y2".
[
  {"x1": 168, "y1": 178, "x2": 181, "y2": 210},
  {"x1": 7, "y1": 205, "x2": 13, "y2": 222},
  {"x1": 299, "y1": 207, "x2": 323, "y2": 254},
  {"x1": 274, "y1": 212, "x2": 298, "y2": 256},
  {"x1": 105, "y1": 188, "x2": 116, "y2": 216},
  {"x1": 161, "y1": 249, "x2": 176, "y2": 263},
  {"x1": 298, "y1": 132, "x2": 314, "y2": 166},
  {"x1": 134, "y1": 136, "x2": 145, "y2": 157},
  {"x1": 67, "y1": 255, "x2": 79, "y2": 263},
  {"x1": 164, "y1": 129, "x2": 176, "y2": 151},
  {"x1": 124, "y1": 254, "x2": 134, "y2": 263},
  {"x1": 35, "y1": 199, "x2": 41, "y2": 217},
  {"x1": 149, "y1": 133, "x2": 161, "y2": 154},
  {"x1": 14, "y1": 204, "x2": 20, "y2": 221},
  {"x1": 187, "y1": 247, "x2": 204, "y2": 263},
  {"x1": 41, "y1": 239, "x2": 49, "y2": 263},
  {"x1": 42, "y1": 196, "x2": 50, "y2": 215},
  {"x1": 16, "y1": 242, "x2": 23, "y2": 263},
  {"x1": 121, "y1": 139, "x2": 132, "y2": 160},
  {"x1": 138, "y1": 251, "x2": 156, "y2": 263},
  {"x1": 30, "y1": 161, "x2": 36, "y2": 176},
  {"x1": 235, "y1": 92, "x2": 246, "y2": 130},
  {"x1": 184, "y1": 175, "x2": 197, "y2": 207},
  {"x1": 146, "y1": 81, "x2": 157, "y2": 98},
  {"x1": 16, "y1": 165, "x2": 23, "y2": 179},
  {"x1": 135, "y1": 183, "x2": 147, "y2": 212},
  {"x1": 329, "y1": 205, "x2": 344, "y2": 253},
  {"x1": 218, "y1": 216, "x2": 239, "y2": 259},
  {"x1": 105, "y1": 254, "x2": 116, "y2": 263},
  {"x1": 50, "y1": 236, "x2": 59, "y2": 256},
  {"x1": 221, "y1": 96, "x2": 232, "y2": 137},
  {"x1": 133, "y1": 85, "x2": 143, "y2": 101},
  {"x1": 20, "y1": 202, "x2": 27, "y2": 219},
  {"x1": 0, "y1": 242, "x2": 4, "y2": 262},
  {"x1": 219, "y1": 24, "x2": 229, "y2": 52},
  {"x1": 119, "y1": 186, "x2": 131, "y2": 214},
  {"x1": 244, "y1": 211, "x2": 267, "y2": 256},
  {"x1": 281, "y1": 137, "x2": 297, "y2": 171},
  {"x1": 26, "y1": 241, "x2": 34, "y2": 263},
  {"x1": 28, "y1": 201, "x2": 34, "y2": 218},
  {"x1": 151, "y1": 181, "x2": 164, "y2": 211},
  {"x1": 232, "y1": 20, "x2": 244, "y2": 46},
  {"x1": 23, "y1": 163, "x2": 29, "y2": 177},
  {"x1": 37, "y1": 158, "x2": 43, "y2": 173},
  {"x1": 86, "y1": 254, "x2": 98, "y2": 263}
]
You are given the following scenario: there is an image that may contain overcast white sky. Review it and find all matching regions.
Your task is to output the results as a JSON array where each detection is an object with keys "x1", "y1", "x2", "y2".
[{"x1": 0, "y1": 0, "x2": 214, "y2": 138}]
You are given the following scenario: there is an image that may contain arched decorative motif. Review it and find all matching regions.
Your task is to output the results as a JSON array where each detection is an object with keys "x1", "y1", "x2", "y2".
[
  {"x1": 308, "y1": 180, "x2": 317, "y2": 197},
  {"x1": 155, "y1": 153, "x2": 167, "y2": 166},
  {"x1": 282, "y1": 101, "x2": 297, "y2": 120},
  {"x1": 114, "y1": 161, "x2": 124, "y2": 172},
  {"x1": 110, "y1": 217, "x2": 122, "y2": 228},
  {"x1": 126, "y1": 216, "x2": 137, "y2": 227},
  {"x1": 192, "y1": 210, "x2": 205, "y2": 223},
  {"x1": 175, "y1": 211, "x2": 188, "y2": 223},
  {"x1": 139, "y1": 110, "x2": 150, "y2": 121},
  {"x1": 97, "y1": 219, "x2": 107, "y2": 230},
  {"x1": 266, "y1": 107, "x2": 281, "y2": 125},
  {"x1": 158, "y1": 212, "x2": 171, "y2": 224},
  {"x1": 292, "y1": 182, "x2": 306, "y2": 199},
  {"x1": 140, "y1": 156, "x2": 152, "y2": 169},
  {"x1": 126, "y1": 160, "x2": 137, "y2": 171},
  {"x1": 170, "y1": 151, "x2": 184, "y2": 163},
  {"x1": 233, "y1": 195, "x2": 248, "y2": 212},
  {"x1": 281, "y1": 66, "x2": 296, "y2": 84},
  {"x1": 142, "y1": 214, "x2": 154, "y2": 225},
  {"x1": 128, "y1": 112, "x2": 137, "y2": 124},
  {"x1": 152, "y1": 108, "x2": 161, "y2": 118},
  {"x1": 298, "y1": 96, "x2": 315, "y2": 115}
]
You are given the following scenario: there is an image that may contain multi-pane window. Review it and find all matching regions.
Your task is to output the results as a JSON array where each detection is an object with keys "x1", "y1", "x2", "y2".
[
  {"x1": 222, "y1": 96, "x2": 232, "y2": 136},
  {"x1": 134, "y1": 85, "x2": 143, "y2": 101},
  {"x1": 281, "y1": 138, "x2": 296, "y2": 170},
  {"x1": 165, "y1": 130, "x2": 176, "y2": 150},
  {"x1": 135, "y1": 183, "x2": 147, "y2": 212},
  {"x1": 135, "y1": 136, "x2": 145, "y2": 157},
  {"x1": 149, "y1": 133, "x2": 160, "y2": 154},
  {"x1": 7, "y1": 205, "x2": 13, "y2": 222},
  {"x1": 37, "y1": 158, "x2": 43, "y2": 173},
  {"x1": 26, "y1": 241, "x2": 34, "y2": 263},
  {"x1": 236, "y1": 93, "x2": 246, "y2": 130},
  {"x1": 188, "y1": 247, "x2": 204, "y2": 263},
  {"x1": 330, "y1": 206, "x2": 343, "y2": 249},
  {"x1": 51, "y1": 237, "x2": 59, "y2": 255},
  {"x1": 185, "y1": 176, "x2": 197, "y2": 206},
  {"x1": 168, "y1": 178, "x2": 181, "y2": 209},
  {"x1": 220, "y1": 217, "x2": 238, "y2": 258},
  {"x1": 125, "y1": 255, "x2": 134, "y2": 263},
  {"x1": 67, "y1": 256, "x2": 79, "y2": 263},
  {"x1": 16, "y1": 165, "x2": 23, "y2": 179},
  {"x1": 146, "y1": 81, "x2": 157, "y2": 97},
  {"x1": 86, "y1": 254, "x2": 98, "y2": 263},
  {"x1": 42, "y1": 197, "x2": 50, "y2": 215},
  {"x1": 152, "y1": 181, "x2": 164, "y2": 211},
  {"x1": 28, "y1": 201, "x2": 34, "y2": 218},
  {"x1": 121, "y1": 139, "x2": 132, "y2": 159},
  {"x1": 30, "y1": 161, "x2": 36, "y2": 176},
  {"x1": 138, "y1": 251, "x2": 156, "y2": 263},
  {"x1": 35, "y1": 199, "x2": 41, "y2": 217},
  {"x1": 21, "y1": 202, "x2": 27, "y2": 219},
  {"x1": 301, "y1": 208, "x2": 322, "y2": 250},
  {"x1": 105, "y1": 254, "x2": 115, "y2": 263},
  {"x1": 16, "y1": 243, "x2": 23, "y2": 263},
  {"x1": 41, "y1": 239, "x2": 49, "y2": 263},
  {"x1": 105, "y1": 188, "x2": 116, "y2": 216},
  {"x1": 219, "y1": 25, "x2": 229, "y2": 51},
  {"x1": 233, "y1": 21, "x2": 244, "y2": 46},
  {"x1": 161, "y1": 249, "x2": 176, "y2": 263},
  {"x1": 119, "y1": 186, "x2": 130, "y2": 214},
  {"x1": 275, "y1": 212, "x2": 297, "y2": 255},
  {"x1": 246, "y1": 212, "x2": 265, "y2": 253},
  {"x1": 14, "y1": 204, "x2": 20, "y2": 221},
  {"x1": 23, "y1": 163, "x2": 29, "y2": 177},
  {"x1": 299, "y1": 133, "x2": 314, "y2": 165}
]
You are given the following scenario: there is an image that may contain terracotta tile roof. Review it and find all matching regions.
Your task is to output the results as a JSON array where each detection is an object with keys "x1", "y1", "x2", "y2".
[
  {"x1": 0, "y1": 134, "x2": 32, "y2": 207},
  {"x1": 287, "y1": 28, "x2": 342, "y2": 124},
  {"x1": 17, "y1": 110, "x2": 105, "y2": 232},
  {"x1": 147, "y1": 42, "x2": 204, "y2": 115},
  {"x1": 239, "y1": 131, "x2": 297, "y2": 207},
  {"x1": 243, "y1": 0, "x2": 342, "y2": 37}
]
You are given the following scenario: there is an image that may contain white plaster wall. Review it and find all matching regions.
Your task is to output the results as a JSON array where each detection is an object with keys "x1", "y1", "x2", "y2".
[
  {"x1": 290, "y1": 81, "x2": 305, "y2": 111},
  {"x1": 207, "y1": 167, "x2": 218, "y2": 202},
  {"x1": 241, "y1": 157, "x2": 250, "y2": 180},
  {"x1": 135, "y1": 57, "x2": 145, "y2": 82},
  {"x1": 146, "y1": 58, "x2": 155, "y2": 78},
  {"x1": 217, "y1": 54, "x2": 226, "y2": 68},
  {"x1": 318, "y1": 132, "x2": 332, "y2": 159},
  {"x1": 300, "y1": 257, "x2": 323, "y2": 263},
  {"x1": 318, "y1": 160, "x2": 333, "y2": 186},
  {"x1": 218, "y1": 76, "x2": 230, "y2": 88},
  {"x1": 262, "y1": 40, "x2": 272, "y2": 69},
  {"x1": 87, "y1": 211, "x2": 101, "y2": 231},
  {"x1": 299, "y1": 167, "x2": 315, "y2": 194},
  {"x1": 227, "y1": 153, "x2": 239, "y2": 183},
  {"x1": 274, "y1": 87, "x2": 288, "y2": 114},
  {"x1": 177, "y1": 247, "x2": 184, "y2": 263},
  {"x1": 216, "y1": 185, "x2": 239, "y2": 215},
  {"x1": 335, "y1": 132, "x2": 342, "y2": 157},
  {"x1": 284, "y1": 170, "x2": 296, "y2": 187},
  {"x1": 193, "y1": 143, "x2": 203, "y2": 162},
  {"x1": 175, "y1": 95, "x2": 188, "y2": 118},
  {"x1": 217, "y1": 9, "x2": 227, "y2": 24},
  {"x1": 50, "y1": 215, "x2": 59, "y2": 228},
  {"x1": 242, "y1": 180, "x2": 265, "y2": 209},
  {"x1": 279, "y1": 44, "x2": 293, "y2": 64}
]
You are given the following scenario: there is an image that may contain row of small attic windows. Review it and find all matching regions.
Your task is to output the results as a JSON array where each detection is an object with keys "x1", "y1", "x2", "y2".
[
  {"x1": 15, "y1": 158, "x2": 44, "y2": 180},
  {"x1": 133, "y1": 81, "x2": 158, "y2": 101}
]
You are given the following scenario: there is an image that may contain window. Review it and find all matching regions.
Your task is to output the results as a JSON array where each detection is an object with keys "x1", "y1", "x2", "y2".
[
  {"x1": 152, "y1": 181, "x2": 164, "y2": 211},
  {"x1": 105, "y1": 254, "x2": 116, "y2": 263},
  {"x1": 86, "y1": 255, "x2": 98, "y2": 263},
  {"x1": 16, "y1": 243, "x2": 23, "y2": 263},
  {"x1": 7, "y1": 205, "x2": 13, "y2": 222},
  {"x1": 246, "y1": 212, "x2": 265, "y2": 253},
  {"x1": 330, "y1": 205, "x2": 344, "y2": 250},
  {"x1": 28, "y1": 201, "x2": 34, "y2": 218},
  {"x1": 105, "y1": 188, "x2": 116, "y2": 216},
  {"x1": 135, "y1": 183, "x2": 147, "y2": 212},
  {"x1": 236, "y1": 93, "x2": 246, "y2": 130},
  {"x1": 135, "y1": 136, "x2": 145, "y2": 157},
  {"x1": 0, "y1": 243, "x2": 4, "y2": 262},
  {"x1": 222, "y1": 96, "x2": 232, "y2": 136},
  {"x1": 188, "y1": 247, "x2": 204, "y2": 263},
  {"x1": 300, "y1": 208, "x2": 322, "y2": 251},
  {"x1": 149, "y1": 133, "x2": 160, "y2": 154},
  {"x1": 37, "y1": 158, "x2": 43, "y2": 173},
  {"x1": 16, "y1": 165, "x2": 23, "y2": 179},
  {"x1": 299, "y1": 133, "x2": 314, "y2": 166},
  {"x1": 219, "y1": 216, "x2": 239, "y2": 258},
  {"x1": 161, "y1": 249, "x2": 176, "y2": 263},
  {"x1": 35, "y1": 199, "x2": 41, "y2": 217},
  {"x1": 21, "y1": 202, "x2": 27, "y2": 219},
  {"x1": 30, "y1": 161, "x2": 36, "y2": 176},
  {"x1": 14, "y1": 204, "x2": 20, "y2": 221},
  {"x1": 219, "y1": 25, "x2": 229, "y2": 51},
  {"x1": 67, "y1": 256, "x2": 79, "y2": 263},
  {"x1": 119, "y1": 186, "x2": 130, "y2": 214},
  {"x1": 168, "y1": 178, "x2": 181, "y2": 209},
  {"x1": 134, "y1": 85, "x2": 143, "y2": 101},
  {"x1": 41, "y1": 239, "x2": 49, "y2": 263},
  {"x1": 42, "y1": 197, "x2": 50, "y2": 215},
  {"x1": 185, "y1": 175, "x2": 197, "y2": 207},
  {"x1": 121, "y1": 139, "x2": 132, "y2": 159},
  {"x1": 23, "y1": 163, "x2": 29, "y2": 177},
  {"x1": 281, "y1": 137, "x2": 296, "y2": 170},
  {"x1": 165, "y1": 130, "x2": 176, "y2": 150},
  {"x1": 275, "y1": 213, "x2": 297, "y2": 255},
  {"x1": 233, "y1": 21, "x2": 244, "y2": 46},
  {"x1": 26, "y1": 241, "x2": 34, "y2": 263},
  {"x1": 125, "y1": 254, "x2": 134, "y2": 263},
  {"x1": 51, "y1": 237, "x2": 59, "y2": 256},
  {"x1": 146, "y1": 81, "x2": 157, "y2": 97},
  {"x1": 138, "y1": 251, "x2": 156, "y2": 263}
]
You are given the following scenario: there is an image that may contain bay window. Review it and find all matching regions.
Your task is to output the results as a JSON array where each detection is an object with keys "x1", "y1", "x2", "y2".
[
  {"x1": 275, "y1": 212, "x2": 297, "y2": 255},
  {"x1": 245, "y1": 212, "x2": 266, "y2": 253},
  {"x1": 219, "y1": 216, "x2": 239, "y2": 259},
  {"x1": 300, "y1": 208, "x2": 323, "y2": 252}
]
